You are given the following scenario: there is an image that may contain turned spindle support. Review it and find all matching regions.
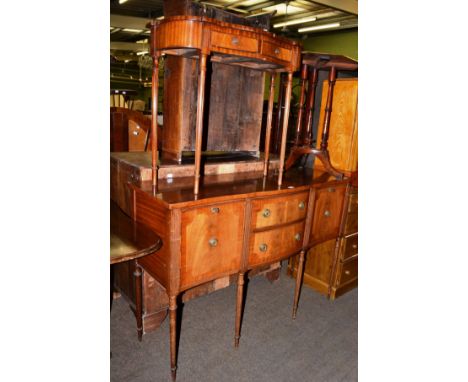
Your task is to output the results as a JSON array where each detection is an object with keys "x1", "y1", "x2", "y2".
[
  {"x1": 277, "y1": 72, "x2": 293, "y2": 187},
  {"x1": 263, "y1": 73, "x2": 276, "y2": 177},
  {"x1": 293, "y1": 64, "x2": 309, "y2": 146},
  {"x1": 151, "y1": 53, "x2": 160, "y2": 193},
  {"x1": 193, "y1": 52, "x2": 208, "y2": 196},
  {"x1": 303, "y1": 67, "x2": 318, "y2": 146}
]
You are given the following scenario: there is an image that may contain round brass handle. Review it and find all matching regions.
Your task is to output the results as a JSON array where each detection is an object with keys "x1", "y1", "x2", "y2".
[
  {"x1": 232, "y1": 37, "x2": 239, "y2": 45},
  {"x1": 211, "y1": 207, "x2": 220, "y2": 214},
  {"x1": 352, "y1": 244, "x2": 357, "y2": 249},
  {"x1": 208, "y1": 238, "x2": 218, "y2": 247},
  {"x1": 259, "y1": 243, "x2": 268, "y2": 252},
  {"x1": 298, "y1": 201, "x2": 305, "y2": 210},
  {"x1": 324, "y1": 210, "x2": 331, "y2": 217},
  {"x1": 294, "y1": 233, "x2": 301, "y2": 242},
  {"x1": 344, "y1": 270, "x2": 351, "y2": 275},
  {"x1": 274, "y1": 48, "x2": 280, "y2": 54},
  {"x1": 262, "y1": 208, "x2": 271, "y2": 218}
]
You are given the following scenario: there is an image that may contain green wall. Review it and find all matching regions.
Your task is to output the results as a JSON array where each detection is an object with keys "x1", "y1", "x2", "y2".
[{"x1": 301, "y1": 28, "x2": 358, "y2": 60}]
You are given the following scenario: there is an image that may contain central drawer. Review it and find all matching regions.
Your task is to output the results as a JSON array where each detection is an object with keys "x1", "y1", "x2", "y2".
[
  {"x1": 211, "y1": 31, "x2": 259, "y2": 53},
  {"x1": 180, "y1": 202, "x2": 244, "y2": 289},
  {"x1": 251, "y1": 191, "x2": 309, "y2": 229},
  {"x1": 248, "y1": 221, "x2": 305, "y2": 267}
]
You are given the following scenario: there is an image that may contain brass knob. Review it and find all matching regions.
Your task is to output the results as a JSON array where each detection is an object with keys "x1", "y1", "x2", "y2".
[
  {"x1": 324, "y1": 210, "x2": 331, "y2": 217},
  {"x1": 211, "y1": 207, "x2": 220, "y2": 214},
  {"x1": 259, "y1": 243, "x2": 268, "y2": 252},
  {"x1": 208, "y1": 238, "x2": 218, "y2": 247},
  {"x1": 274, "y1": 48, "x2": 280, "y2": 54},
  {"x1": 262, "y1": 208, "x2": 271, "y2": 218},
  {"x1": 344, "y1": 270, "x2": 350, "y2": 275},
  {"x1": 352, "y1": 244, "x2": 357, "y2": 249},
  {"x1": 294, "y1": 233, "x2": 301, "y2": 241},
  {"x1": 298, "y1": 201, "x2": 305, "y2": 210},
  {"x1": 232, "y1": 37, "x2": 239, "y2": 45}
]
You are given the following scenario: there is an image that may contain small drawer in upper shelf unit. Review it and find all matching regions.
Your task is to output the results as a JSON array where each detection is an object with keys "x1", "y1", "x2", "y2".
[
  {"x1": 261, "y1": 41, "x2": 292, "y2": 62},
  {"x1": 251, "y1": 191, "x2": 309, "y2": 230},
  {"x1": 211, "y1": 31, "x2": 259, "y2": 53}
]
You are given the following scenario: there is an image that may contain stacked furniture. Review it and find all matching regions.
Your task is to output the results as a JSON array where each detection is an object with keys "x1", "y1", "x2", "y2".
[
  {"x1": 288, "y1": 53, "x2": 358, "y2": 299},
  {"x1": 111, "y1": 5, "x2": 357, "y2": 380}
]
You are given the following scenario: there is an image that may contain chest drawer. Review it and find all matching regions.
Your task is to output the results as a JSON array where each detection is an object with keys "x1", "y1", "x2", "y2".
[
  {"x1": 336, "y1": 257, "x2": 358, "y2": 287},
  {"x1": 180, "y1": 202, "x2": 245, "y2": 289},
  {"x1": 249, "y1": 221, "x2": 305, "y2": 267},
  {"x1": 348, "y1": 191, "x2": 358, "y2": 213},
  {"x1": 261, "y1": 41, "x2": 292, "y2": 62},
  {"x1": 211, "y1": 31, "x2": 259, "y2": 53},
  {"x1": 310, "y1": 185, "x2": 346, "y2": 244},
  {"x1": 344, "y1": 211, "x2": 358, "y2": 235},
  {"x1": 251, "y1": 191, "x2": 308, "y2": 229},
  {"x1": 341, "y1": 234, "x2": 358, "y2": 261}
]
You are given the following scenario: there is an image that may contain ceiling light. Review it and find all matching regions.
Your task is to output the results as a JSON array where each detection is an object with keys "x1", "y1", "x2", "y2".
[
  {"x1": 273, "y1": 16, "x2": 317, "y2": 28},
  {"x1": 122, "y1": 28, "x2": 143, "y2": 33},
  {"x1": 298, "y1": 22, "x2": 340, "y2": 33},
  {"x1": 119, "y1": 0, "x2": 128, "y2": 4}
]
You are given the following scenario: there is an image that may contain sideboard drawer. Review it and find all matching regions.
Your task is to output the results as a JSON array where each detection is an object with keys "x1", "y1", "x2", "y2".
[
  {"x1": 336, "y1": 257, "x2": 358, "y2": 286},
  {"x1": 180, "y1": 202, "x2": 245, "y2": 289},
  {"x1": 248, "y1": 221, "x2": 305, "y2": 267},
  {"x1": 211, "y1": 31, "x2": 259, "y2": 53},
  {"x1": 251, "y1": 191, "x2": 308, "y2": 229},
  {"x1": 341, "y1": 234, "x2": 358, "y2": 261},
  {"x1": 310, "y1": 185, "x2": 346, "y2": 244},
  {"x1": 261, "y1": 41, "x2": 292, "y2": 62}
]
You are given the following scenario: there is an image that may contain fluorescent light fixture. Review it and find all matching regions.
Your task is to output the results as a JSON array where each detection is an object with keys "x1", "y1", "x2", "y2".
[
  {"x1": 136, "y1": 51, "x2": 148, "y2": 55},
  {"x1": 122, "y1": 28, "x2": 143, "y2": 33},
  {"x1": 273, "y1": 16, "x2": 317, "y2": 28},
  {"x1": 298, "y1": 22, "x2": 340, "y2": 33}
]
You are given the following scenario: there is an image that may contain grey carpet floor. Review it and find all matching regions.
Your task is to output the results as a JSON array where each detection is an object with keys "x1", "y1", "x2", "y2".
[{"x1": 110, "y1": 268, "x2": 357, "y2": 382}]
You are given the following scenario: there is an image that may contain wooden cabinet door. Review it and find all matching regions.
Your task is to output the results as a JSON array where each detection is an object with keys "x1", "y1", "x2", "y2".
[
  {"x1": 180, "y1": 202, "x2": 245, "y2": 289},
  {"x1": 310, "y1": 185, "x2": 346, "y2": 245}
]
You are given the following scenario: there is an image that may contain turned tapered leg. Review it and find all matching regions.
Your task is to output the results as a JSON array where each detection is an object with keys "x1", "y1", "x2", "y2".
[
  {"x1": 292, "y1": 250, "x2": 305, "y2": 319},
  {"x1": 234, "y1": 272, "x2": 245, "y2": 348},
  {"x1": 133, "y1": 262, "x2": 143, "y2": 341},
  {"x1": 169, "y1": 295, "x2": 178, "y2": 381}
]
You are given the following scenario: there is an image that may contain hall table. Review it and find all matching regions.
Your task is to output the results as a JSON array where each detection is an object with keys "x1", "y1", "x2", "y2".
[
  {"x1": 110, "y1": 200, "x2": 163, "y2": 340},
  {"x1": 127, "y1": 167, "x2": 349, "y2": 380}
]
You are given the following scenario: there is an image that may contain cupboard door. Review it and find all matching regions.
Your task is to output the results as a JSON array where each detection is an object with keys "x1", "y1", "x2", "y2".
[
  {"x1": 180, "y1": 202, "x2": 244, "y2": 289},
  {"x1": 310, "y1": 185, "x2": 346, "y2": 245}
]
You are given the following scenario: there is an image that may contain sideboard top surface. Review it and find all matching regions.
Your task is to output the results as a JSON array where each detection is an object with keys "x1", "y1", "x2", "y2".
[{"x1": 132, "y1": 167, "x2": 343, "y2": 208}]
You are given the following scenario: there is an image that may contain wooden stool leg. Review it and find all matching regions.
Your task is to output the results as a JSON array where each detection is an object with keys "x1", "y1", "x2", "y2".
[
  {"x1": 292, "y1": 250, "x2": 305, "y2": 319},
  {"x1": 169, "y1": 295, "x2": 178, "y2": 381},
  {"x1": 234, "y1": 272, "x2": 245, "y2": 348},
  {"x1": 133, "y1": 263, "x2": 143, "y2": 341}
]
